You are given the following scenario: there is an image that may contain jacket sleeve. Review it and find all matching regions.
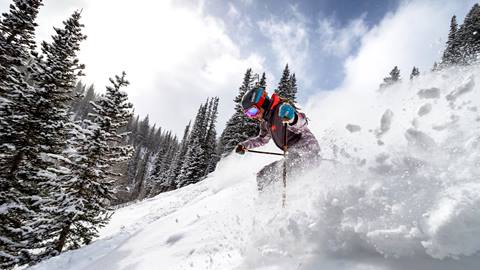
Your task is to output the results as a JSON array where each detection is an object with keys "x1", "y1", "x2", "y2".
[
  {"x1": 241, "y1": 121, "x2": 271, "y2": 149},
  {"x1": 287, "y1": 112, "x2": 309, "y2": 134}
]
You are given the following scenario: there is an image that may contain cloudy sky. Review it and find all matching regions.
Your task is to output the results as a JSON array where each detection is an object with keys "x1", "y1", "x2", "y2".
[{"x1": 0, "y1": 0, "x2": 476, "y2": 136}]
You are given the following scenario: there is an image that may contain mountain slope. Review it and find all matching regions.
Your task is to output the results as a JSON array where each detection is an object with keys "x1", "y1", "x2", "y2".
[{"x1": 30, "y1": 65, "x2": 480, "y2": 270}]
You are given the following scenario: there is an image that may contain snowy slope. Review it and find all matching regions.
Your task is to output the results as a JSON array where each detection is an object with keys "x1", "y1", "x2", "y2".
[{"x1": 30, "y1": 65, "x2": 480, "y2": 270}]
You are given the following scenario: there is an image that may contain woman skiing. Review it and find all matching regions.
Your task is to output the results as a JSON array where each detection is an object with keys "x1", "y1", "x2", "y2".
[{"x1": 236, "y1": 87, "x2": 320, "y2": 190}]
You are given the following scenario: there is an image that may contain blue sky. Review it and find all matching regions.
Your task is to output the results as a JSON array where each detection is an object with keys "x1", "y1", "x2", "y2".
[
  {"x1": 201, "y1": 0, "x2": 400, "y2": 94},
  {"x1": 0, "y1": 0, "x2": 476, "y2": 135}
]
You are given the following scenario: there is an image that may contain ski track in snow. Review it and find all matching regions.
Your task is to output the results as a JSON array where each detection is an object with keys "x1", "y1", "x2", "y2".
[{"x1": 30, "y1": 65, "x2": 480, "y2": 270}]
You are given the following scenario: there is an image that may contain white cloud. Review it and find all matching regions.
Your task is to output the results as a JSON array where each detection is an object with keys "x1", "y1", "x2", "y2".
[
  {"x1": 26, "y1": 0, "x2": 266, "y2": 135},
  {"x1": 227, "y1": 3, "x2": 240, "y2": 19},
  {"x1": 239, "y1": 0, "x2": 253, "y2": 7},
  {"x1": 305, "y1": 0, "x2": 478, "y2": 136},
  {"x1": 340, "y1": 0, "x2": 477, "y2": 93},
  {"x1": 318, "y1": 16, "x2": 368, "y2": 57},
  {"x1": 258, "y1": 6, "x2": 311, "y2": 86}
]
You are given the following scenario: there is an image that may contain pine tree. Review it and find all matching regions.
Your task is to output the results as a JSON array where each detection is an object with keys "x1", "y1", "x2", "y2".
[
  {"x1": 219, "y1": 69, "x2": 259, "y2": 155},
  {"x1": 410, "y1": 66, "x2": 420, "y2": 80},
  {"x1": 275, "y1": 64, "x2": 291, "y2": 99},
  {"x1": 380, "y1": 66, "x2": 401, "y2": 88},
  {"x1": 166, "y1": 122, "x2": 191, "y2": 187},
  {"x1": 1, "y1": 7, "x2": 88, "y2": 267},
  {"x1": 456, "y1": 4, "x2": 480, "y2": 63},
  {"x1": 204, "y1": 97, "x2": 219, "y2": 175},
  {"x1": 74, "y1": 84, "x2": 95, "y2": 120},
  {"x1": 135, "y1": 115, "x2": 150, "y2": 147},
  {"x1": 177, "y1": 102, "x2": 209, "y2": 187},
  {"x1": 233, "y1": 68, "x2": 253, "y2": 106},
  {"x1": 70, "y1": 81, "x2": 86, "y2": 113},
  {"x1": 442, "y1": 15, "x2": 459, "y2": 65},
  {"x1": 56, "y1": 72, "x2": 133, "y2": 253},
  {"x1": 0, "y1": 2, "x2": 44, "y2": 267},
  {"x1": 127, "y1": 115, "x2": 140, "y2": 144},
  {"x1": 149, "y1": 133, "x2": 178, "y2": 196},
  {"x1": 177, "y1": 136, "x2": 205, "y2": 187},
  {"x1": 23, "y1": 10, "x2": 86, "y2": 261},
  {"x1": 259, "y1": 72, "x2": 267, "y2": 89},
  {"x1": 390, "y1": 66, "x2": 400, "y2": 81},
  {"x1": 289, "y1": 73, "x2": 298, "y2": 103}
]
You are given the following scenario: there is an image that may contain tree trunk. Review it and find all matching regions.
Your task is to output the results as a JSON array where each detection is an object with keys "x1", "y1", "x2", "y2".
[
  {"x1": 8, "y1": 150, "x2": 25, "y2": 181},
  {"x1": 55, "y1": 223, "x2": 71, "y2": 253}
]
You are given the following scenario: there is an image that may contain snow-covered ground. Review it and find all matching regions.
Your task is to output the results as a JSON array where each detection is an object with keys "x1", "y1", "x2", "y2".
[{"x1": 30, "y1": 65, "x2": 480, "y2": 269}]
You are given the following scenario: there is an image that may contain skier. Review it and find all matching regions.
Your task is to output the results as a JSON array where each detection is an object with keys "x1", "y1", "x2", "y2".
[{"x1": 236, "y1": 87, "x2": 320, "y2": 190}]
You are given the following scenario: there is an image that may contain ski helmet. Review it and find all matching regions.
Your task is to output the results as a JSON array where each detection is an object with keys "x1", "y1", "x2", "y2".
[{"x1": 241, "y1": 87, "x2": 269, "y2": 111}]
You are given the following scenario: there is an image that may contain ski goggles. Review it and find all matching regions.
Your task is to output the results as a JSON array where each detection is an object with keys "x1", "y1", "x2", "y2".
[{"x1": 244, "y1": 106, "x2": 260, "y2": 118}]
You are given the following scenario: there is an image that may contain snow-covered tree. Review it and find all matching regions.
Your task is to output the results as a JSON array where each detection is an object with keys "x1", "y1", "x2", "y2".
[
  {"x1": 442, "y1": 15, "x2": 459, "y2": 65},
  {"x1": 456, "y1": 4, "x2": 480, "y2": 64},
  {"x1": 166, "y1": 122, "x2": 191, "y2": 187},
  {"x1": 275, "y1": 64, "x2": 291, "y2": 99},
  {"x1": 410, "y1": 66, "x2": 420, "y2": 80},
  {"x1": 380, "y1": 66, "x2": 401, "y2": 88},
  {"x1": 72, "y1": 84, "x2": 96, "y2": 120},
  {"x1": 289, "y1": 73, "x2": 298, "y2": 103},
  {"x1": 22, "y1": 10, "x2": 87, "y2": 262},
  {"x1": 177, "y1": 103, "x2": 209, "y2": 187},
  {"x1": 177, "y1": 136, "x2": 205, "y2": 188},
  {"x1": 219, "y1": 69, "x2": 259, "y2": 155},
  {"x1": 0, "y1": 1, "x2": 44, "y2": 267},
  {"x1": 56, "y1": 72, "x2": 133, "y2": 253},
  {"x1": 148, "y1": 131, "x2": 177, "y2": 191},
  {"x1": 148, "y1": 134, "x2": 179, "y2": 196},
  {"x1": 275, "y1": 64, "x2": 298, "y2": 102},
  {"x1": 175, "y1": 97, "x2": 220, "y2": 188},
  {"x1": 1, "y1": 7, "x2": 87, "y2": 267},
  {"x1": 259, "y1": 72, "x2": 267, "y2": 89},
  {"x1": 204, "y1": 97, "x2": 219, "y2": 175}
]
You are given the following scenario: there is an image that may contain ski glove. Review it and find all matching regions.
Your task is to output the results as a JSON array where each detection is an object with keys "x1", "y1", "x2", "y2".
[
  {"x1": 278, "y1": 103, "x2": 296, "y2": 123},
  {"x1": 235, "y1": 144, "x2": 246, "y2": 155}
]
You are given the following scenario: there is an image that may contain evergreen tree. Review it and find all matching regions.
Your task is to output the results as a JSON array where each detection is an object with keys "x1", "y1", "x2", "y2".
[
  {"x1": 442, "y1": 15, "x2": 459, "y2": 65},
  {"x1": 177, "y1": 102, "x2": 209, "y2": 187},
  {"x1": 380, "y1": 66, "x2": 401, "y2": 88},
  {"x1": 259, "y1": 72, "x2": 267, "y2": 89},
  {"x1": 25, "y1": 10, "x2": 86, "y2": 261},
  {"x1": 275, "y1": 64, "x2": 291, "y2": 99},
  {"x1": 57, "y1": 72, "x2": 133, "y2": 253},
  {"x1": 456, "y1": 4, "x2": 480, "y2": 63},
  {"x1": 204, "y1": 97, "x2": 219, "y2": 175},
  {"x1": 177, "y1": 136, "x2": 205, "y2": 187},
  {"x1": 218, "y1": 69, "x2": 259, "y2": 155},
  {"x1": 0, "y1": 1, "x2": 44, "y2": 267},
  {"x1": 135, "y1": 115, "x2": 150, "y2": 147},
  {"x1": 74, "y1": 84, "x2": 95, "y2": 120},
  {"x1": 410, "y1": 66, "x2": 420, "y2": 80},
  {"x1": 289, "y1": 73, "x2": 298, "y2": 103},
  {"x1": 127, "y1": 115, "x2": 140, "y2": 144},
  {"x1": 1, "y1": 7, "x2": 87, "y2": 267},
  {"x1": 149, "y1": 133, "x2": 178, "y2": 196},
  {"x1": 166, "y1": 122, "x2": 191, "y2": 187},
  {"x1": 70, "y1": 81, "x2": 86, "y2": 113}
]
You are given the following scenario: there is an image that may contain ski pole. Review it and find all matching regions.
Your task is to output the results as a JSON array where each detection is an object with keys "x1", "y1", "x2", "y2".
[
  {"x1": 282, "y1": 122, "x2": 288, "y2": 208},
  {"x1": 245, "y1": 149, "x2": 284, "y2": 156}
]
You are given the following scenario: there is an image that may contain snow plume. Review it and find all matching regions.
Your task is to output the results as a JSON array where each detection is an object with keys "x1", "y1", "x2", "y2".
[{"x1": 241, "y1": 64, "x2": 480, "y2": 269}]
